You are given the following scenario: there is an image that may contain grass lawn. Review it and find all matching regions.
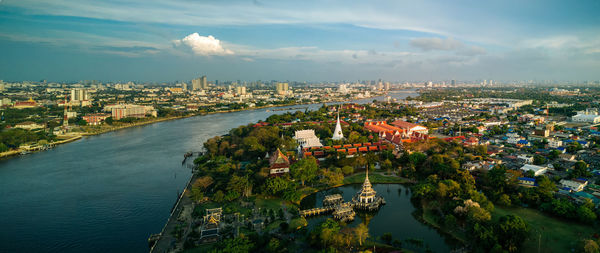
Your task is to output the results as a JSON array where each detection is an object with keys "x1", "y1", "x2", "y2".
[
  {"x1": 493, "y1": 206, "x2": 598, "y2": 253},
  {"x1": 265, "y1": 220, "x2": 284, "y2": 231},
  {"x1": 254, "y1": 197, "x2": 286, "y2": 210},
  {"x1": 343, "y1": 173, "x2": 408, "y2": 184},
  {"x1": 289, "y1": 217, "x2": 308, "y2": 230}
]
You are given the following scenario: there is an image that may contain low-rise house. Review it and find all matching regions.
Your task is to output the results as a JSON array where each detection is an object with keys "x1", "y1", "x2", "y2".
[
  {"x1": 559, "y1": 153, "x2": 577, "y2": 161},
  {"x1": 559, "y1": 178, "x2": 589, "y2": 192},
  {"x1": 14, "y1": 121, "x2": 44, "y2": 130},
  {"x1": 518, "y1": 177, "x2": 536, "y2": 186},
  {"x1": 520, "y1": 164, "x2": 548, "y2": 176},
  {"x1": 517, "y1": 155, "x2": 534, "y2": 164}
]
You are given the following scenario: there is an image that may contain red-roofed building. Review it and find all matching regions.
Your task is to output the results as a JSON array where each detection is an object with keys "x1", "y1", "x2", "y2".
[
  {"x1": 390, "y1": 120, "x2": 428, "y2": 135},
  {"x1": 464, "y1": 137, "x2": 480, "y2": 146},
  {"x1": 269, "y1": 149, "x2": 290, "y2": 176}
]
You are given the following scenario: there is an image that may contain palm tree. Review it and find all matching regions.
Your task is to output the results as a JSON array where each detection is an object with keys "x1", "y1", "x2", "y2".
[{"x1": 355, "y1": 223, "x2": 369, "y2": 246}]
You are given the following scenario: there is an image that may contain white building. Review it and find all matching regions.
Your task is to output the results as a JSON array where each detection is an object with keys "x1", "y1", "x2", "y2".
[
  {"x1": 571, "y1": 109, "x2": 600, "y2": 123},
  {"x1": 520, "y1": 164, "x2": 548, "y2": 176},
  {"x1": 104, "y1": 104, "x2": 156, "y2": 120},
  {"x1": 294, "y1": 130, "x2": 322, "y2": 148},
  {"x1": 517, "y1": 155, "x2": 534, "y2": 164},
  {"x1": 548, "y1": 138, "x2": 563, "y2": 148},
  {"x1": 14, "y1": 121, "x2": 45, "y2": 130}
]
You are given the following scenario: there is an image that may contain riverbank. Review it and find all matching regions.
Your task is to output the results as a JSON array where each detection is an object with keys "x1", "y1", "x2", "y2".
[{"x1": 0, "y1": 93, "x2": 385, "y2": 161}]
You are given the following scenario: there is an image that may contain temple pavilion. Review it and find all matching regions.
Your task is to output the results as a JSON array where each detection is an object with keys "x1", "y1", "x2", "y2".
[{"x1": 352, "y1": 168, "x2": 385, "y2": 211}]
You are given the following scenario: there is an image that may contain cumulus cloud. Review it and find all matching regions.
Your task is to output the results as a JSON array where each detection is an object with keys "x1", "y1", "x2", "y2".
[
  {"x1": 410, "y1": 37, "x2": 464, "y2": 51},
  {"x1": 173, "y1": 33, "x2": 233, "y2": 56}
]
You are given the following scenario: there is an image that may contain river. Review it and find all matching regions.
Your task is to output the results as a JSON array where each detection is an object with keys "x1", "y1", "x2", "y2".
[{"x1": 0, "y1": 90, "x2": 418, "y2": 253}]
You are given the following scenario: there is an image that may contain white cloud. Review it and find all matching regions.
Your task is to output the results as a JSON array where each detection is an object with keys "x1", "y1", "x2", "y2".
[
  {"x1": 173, "y1": 33, "x2": 233, "y2": 56},
  {"x1": 410, "y1": 37, "x2": 463, "y2": 51}
]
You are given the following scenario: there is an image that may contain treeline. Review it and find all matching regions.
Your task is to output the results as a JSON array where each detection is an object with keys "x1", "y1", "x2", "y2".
[{"x1": 0, "y1": 128, "x2": 56, "y2": 151}]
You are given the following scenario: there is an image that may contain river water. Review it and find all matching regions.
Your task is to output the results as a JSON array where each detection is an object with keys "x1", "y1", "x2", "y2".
[{"x1": 0, "y1": 90, "x2": 419, "y2": 253}]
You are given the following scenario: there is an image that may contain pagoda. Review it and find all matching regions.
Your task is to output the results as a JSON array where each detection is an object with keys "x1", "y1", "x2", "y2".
[
  {"x1": 332, "y1": 107, "x2": 344, "y2": 140},
  {"x1": 352, "y1": 167, "x2": 385, "y2": 211}
]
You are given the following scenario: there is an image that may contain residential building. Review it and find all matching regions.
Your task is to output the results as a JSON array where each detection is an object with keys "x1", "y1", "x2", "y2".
[
  {"x1": 559, "y1": 179, "x2": 588, "y2": 192},
  {"x1": 520, "y1": 164, "x2": 548, "y2": 176},
  {"x1": 548, "y1": 138, "x2": 563, "y2": 148},
  {"x1": 83, "y1": 113, "x2": 111, "y2": 125},
  {"x1": 518, "y1": 177, "x2": 536, "y2": 186},
  {"x1": 70, "y1": 88, "x2": 88, "y2": 101}
]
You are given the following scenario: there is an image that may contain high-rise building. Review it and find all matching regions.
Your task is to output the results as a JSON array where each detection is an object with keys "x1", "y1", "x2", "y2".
[
  {"x1": 276, "y1": 82, "x2": 288, "y2": 95},
  {"x1": 451, "y1": 80, "x2": 456, "y2": 86},
  {"x1": 181, "y1": 82, "x2": 187, "y2": 91},
  {"x1": 201, "y1": 75, "x2": 208, "y2": 89},
  {"x1": 191, "y1": 75, "x2": 207, "y2": 90},
  {"x1": 70, "y1": 89, "x2": 88, "y2": 101},
  {"x1": 192, "y1": 78, "x2": 200, "y2": 90},
  {"x1": 236, "y1": 86, "x2": 246, "y2": 95}
]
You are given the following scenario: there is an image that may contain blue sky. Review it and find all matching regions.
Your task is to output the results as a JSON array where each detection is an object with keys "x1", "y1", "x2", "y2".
[{"x1": 0, "y1": 0, "x2": 599, "y2": 82}]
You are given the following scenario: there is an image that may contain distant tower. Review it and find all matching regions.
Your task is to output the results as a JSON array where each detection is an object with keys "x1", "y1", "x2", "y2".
[{"x1": 332, "y1": 106, "x2": 344, "y2": 140}]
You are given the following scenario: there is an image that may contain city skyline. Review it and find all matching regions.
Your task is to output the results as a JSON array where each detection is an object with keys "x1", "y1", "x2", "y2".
[{"x1": 1, "y1": 0, "x2": 599, "y2": 82}]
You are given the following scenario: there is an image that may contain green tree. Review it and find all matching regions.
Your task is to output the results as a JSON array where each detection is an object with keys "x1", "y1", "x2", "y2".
[
  {"x1": 533, "y1": 155, "x2": 546, "y2": 165},
  {"x1": 213, "y1": 190, "x2": 225, "y2": 202},
  {"x1": 341, "y1": 165, "x2": 354, "y2": 176},
  {"x1": 498, "y1": 194, "x2": 512, "y2": 207},
  {"x1": 355, "y1": 223, "x2": 369, "y2": 246},
  {"x1": 570, "y1": 161, "x2": 591, "y2": 179},
  {"x1": 496, "y1": 215, "x2": 529, "y2": 252},
  {"x1": 212, "y1": 237, "x2": 254, "y2": 253},
  {"x1": 227, "y1": 175, "x2": 251, "y2": 198},
  {"x1": 577, "y1": 206, "x2": 597, "y2": 223},
  {"x1": 290, "y1": 156, "x2": 319, "y2": 186},
  {"x1": 319, "y1": 219, "x2": 340, "y2": 248},
  {"x1": 263, "y1": 177, "x2": 290, "y2": 196}
]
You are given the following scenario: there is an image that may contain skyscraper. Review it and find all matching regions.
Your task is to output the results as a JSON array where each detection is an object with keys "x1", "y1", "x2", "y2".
[
  {"x1": 201, "y1": 75, "x2": 207, "y2": 89},
  {"x1": 191, "y1": 75, "x2": 207, "y2": 90},
  {"x1": 276, "y1": 82, "x2": 288, "y2": 95},
  {"x1": 70, "y1": 88, "x2": 88, "y2": 101}
]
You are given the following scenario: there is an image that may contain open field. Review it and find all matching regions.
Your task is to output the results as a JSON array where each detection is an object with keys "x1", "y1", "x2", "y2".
[{"x1": 493, "y1": 206, "x2": 598, "y2": 253}]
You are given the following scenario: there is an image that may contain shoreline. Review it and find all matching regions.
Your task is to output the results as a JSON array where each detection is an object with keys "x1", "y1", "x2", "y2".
[{"x1": 0, "y1": 93, "x2": 388, "y2": 160}]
